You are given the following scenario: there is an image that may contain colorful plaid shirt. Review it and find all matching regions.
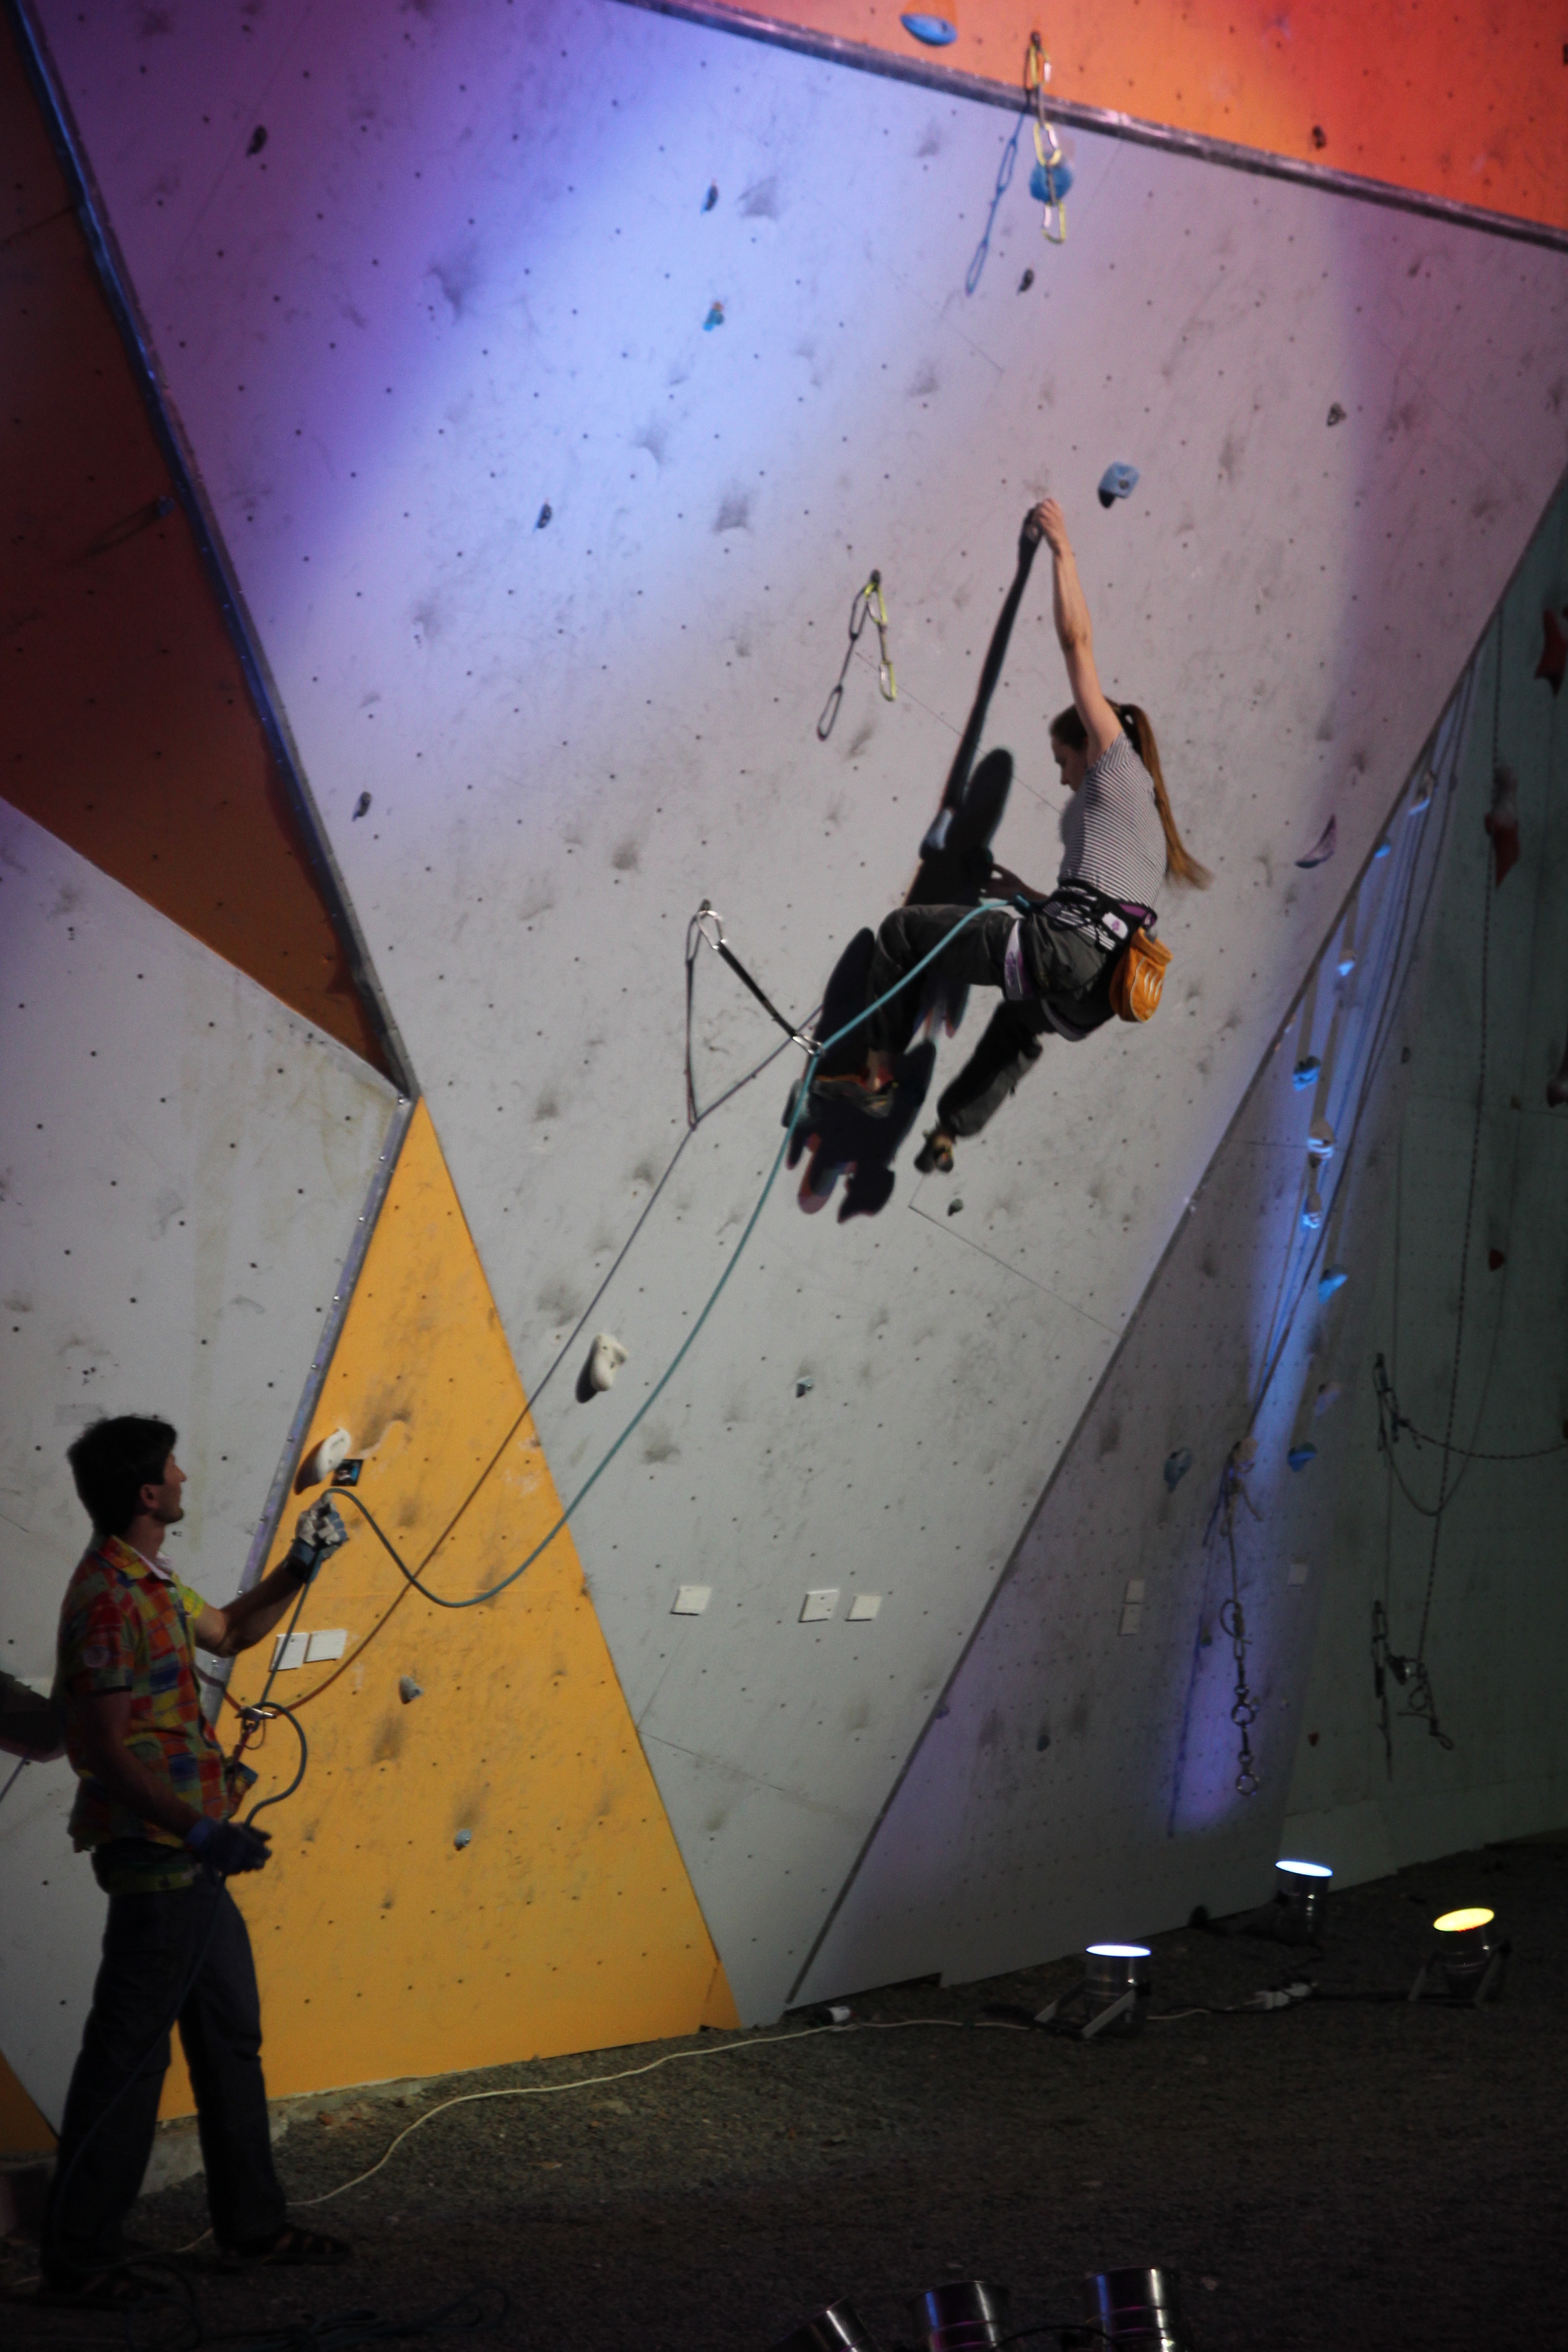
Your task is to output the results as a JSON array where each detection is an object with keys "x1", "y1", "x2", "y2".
[{"x1": 56, "y1": 1534, "x2": 228, "y2": 1861}]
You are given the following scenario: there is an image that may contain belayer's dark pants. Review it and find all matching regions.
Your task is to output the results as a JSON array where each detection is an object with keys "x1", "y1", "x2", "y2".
[
  {"x1": 44, "y1": 1850, "x2": 286, "y2": 2282},
  {"x1": 863, "y1": 903, "x2": 1111, "y2": 1139}
]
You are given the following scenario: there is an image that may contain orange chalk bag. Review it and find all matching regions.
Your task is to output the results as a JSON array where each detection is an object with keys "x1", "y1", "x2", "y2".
[{"x1": 1110, "y1": 928, "x2": 1172, "y2": 1023}]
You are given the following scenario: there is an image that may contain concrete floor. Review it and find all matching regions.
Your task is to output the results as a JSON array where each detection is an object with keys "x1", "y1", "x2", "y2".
[{"x1": 4, "y1": 1836, "x2": 1565, "y2": 2351}]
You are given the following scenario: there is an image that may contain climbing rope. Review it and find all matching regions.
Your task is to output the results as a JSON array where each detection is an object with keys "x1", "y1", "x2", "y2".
[
  {"x1": 1204, "y1": 1446, "x2": 1263, "y2": 1796},
  {"x1": 816, "y1": 570, "x2": 896, "y2": 740}
]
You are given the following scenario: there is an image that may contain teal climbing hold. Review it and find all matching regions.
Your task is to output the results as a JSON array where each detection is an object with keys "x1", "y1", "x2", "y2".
[
  {"x1": 901, "y1": 12, "x2": 957, "y2": 42},
  {"x1": 1098, "y1": 461, "x2": 1140, "y2": 508},
  {"x1": 1288, "y1": 1443, "x2": 1318, "y2": 1472},
  {"x1": 1029, "y1": 159, "x2": 1075, "y2": 203}
]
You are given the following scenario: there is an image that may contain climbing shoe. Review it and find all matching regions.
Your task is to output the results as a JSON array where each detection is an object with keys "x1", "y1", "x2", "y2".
[{"x1": 914, "y1": 1128, "x2": 956, "y2": 1175}]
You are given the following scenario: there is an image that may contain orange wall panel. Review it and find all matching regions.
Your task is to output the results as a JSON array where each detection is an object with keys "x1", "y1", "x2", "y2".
[
  {"x1": 1, "y1": 21, "x2": 389, "y2": 1072},
  {"x1": 0, "y1": 2049, "x2": 55, "y2": 2157},
  {"x1": 163, "y1": 1103, "x2": 734, "y2": 2110},
  {"x1": 708, "y1": 0, "x2": 1568, "y2": 232}
]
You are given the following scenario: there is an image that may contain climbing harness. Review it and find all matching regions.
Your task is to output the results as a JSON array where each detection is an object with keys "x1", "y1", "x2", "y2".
[
  {"x1": 1026, "y1": 31, "x2": 1067, "y2": 246},
  {"x1": 817, "y1": 571, "x2": 896, "y2": 741},
  {"x1": 1207, "y1": 1445, "x2": 1262, "y2": 1796}
]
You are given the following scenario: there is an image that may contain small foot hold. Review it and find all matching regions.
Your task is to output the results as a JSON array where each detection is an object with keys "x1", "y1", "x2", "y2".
[
  {"x1": 1318, "y1": 1264, "x2": 1348, "y2": 1300},
  {"x1": 1163, "y1": 1447, "x2": 1194, "y2": 1492},
  {"x1": 1287, "y1": 1443, "x2": 1318, "y2": 1472},
  {"x1": 1296, "y1": 815, "x2": 1337, "y2": 870},
  {"x1": 915, "y1": 1127, "x2": 956, "y2": 1175},
  {"x1": 1292, "y1": 1056, "x2": 1321, "y2": 1092},
  {"x1": 1097, "y1": 460, "x2": 1140, "y2": 508},
  {"x1": 900, "y1": 11, "x2": 957, "y2": 43},
  {"x1": 576, "y1": 1332, "x2": 627, "y2": 1403},
  {"x1": 1484, "y1": 764, "x2": 1520, "y2": 887}
]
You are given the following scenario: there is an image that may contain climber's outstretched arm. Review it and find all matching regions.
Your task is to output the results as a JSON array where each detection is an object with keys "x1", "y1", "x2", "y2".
[{"x1": 1034, "y1": 499, "x2": 1122, "y2": 760}]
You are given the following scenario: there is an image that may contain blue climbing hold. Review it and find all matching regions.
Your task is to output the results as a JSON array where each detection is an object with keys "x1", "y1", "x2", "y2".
[
  {"x1": 702, "y1": 183, "x2": 719, "y2": 212},
  {"x1": 1028, "y1": 159, "x2": 1075, "y2": 203},
  {"x1": 1288, "y1": 1443, "x2": 1318, "y2": 1472},
  {"x1": 1373, "y1": 838, "x2": 1392, "y2": 859},
  {"x1": 1292, "y1": 1056, "x2": 1321, "y2": 1091},
  {"x1": 901, "y1": 12, "x2": 958, "y2": 42},
  {"x1": 1098, "y1": 461, "x2": 1140, "y2": 509},
  {"x1": 1163, "y1": 1447, "x2": 1194, "y2": 1492},
  {"x1": 1318, "y1": 1264, "x2": 1348, "y2": 1300},
  {"x1": 703, "y1": 301, "x2": 724, "y2": 331}
]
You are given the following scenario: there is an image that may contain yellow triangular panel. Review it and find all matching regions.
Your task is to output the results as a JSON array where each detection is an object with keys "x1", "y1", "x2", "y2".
[
  {"x1": 0, "y1": 2048, "x2": 54, "y2": 2155},
  {"x1": 167, "y1": 1102, "x2": 734, "y2": 2108}
]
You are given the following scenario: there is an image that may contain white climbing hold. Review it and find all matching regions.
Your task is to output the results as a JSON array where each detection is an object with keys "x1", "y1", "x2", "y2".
[
  {"x1": 454, "y1": 1828, "x2": 472, "y2": 1850},
  {"x1": 302, "y1": 1427, "x2": 353, "y2": 1487},
  {"x1": 1301, "y1": 1184, "x2": 1324, "y2": 1232},
  {"x1": 587, "y1": 1333, "x2": 627, "y2": 1393},
  {"x1": 398, "y1": 1674, "x2": 423, "y2": 1704},
  {"x1": 1307, "y1": 1117, "x2": 1336, "y2": 1161}
]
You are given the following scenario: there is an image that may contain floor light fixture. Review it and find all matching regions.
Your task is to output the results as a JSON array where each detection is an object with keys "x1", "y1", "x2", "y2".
[
  {"x1": 769, "y1": 2301, "x2": 880, "y2": 2352},
  {"x1": 1036, "y1": 1945, "x2": 1152, "y2": 2038},
  {"x1": 909, "y1": 2280, "x2": 1010, "y2": 2351},
  {"x1": 1274, "y1": 1857, "x2": 1333, "y2": 1942},
  {"x1": 1410, "y1": 1906, "x2": 1508, "y2": 2006},
  {"x1": 1083, "y1": 2266, "x2": 1186, "y2": 2349}
]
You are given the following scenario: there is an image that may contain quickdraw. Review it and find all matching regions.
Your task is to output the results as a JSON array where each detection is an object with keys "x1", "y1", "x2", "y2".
[
  {"x1": 1026, "y1": 31, "x2": 1067, "y2": 246},
  {"x1": 817, "y1": 570, "x2": 896, "y2": 741}
]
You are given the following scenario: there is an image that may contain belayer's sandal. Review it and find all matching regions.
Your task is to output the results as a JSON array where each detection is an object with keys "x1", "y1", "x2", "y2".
[{"x1": 218, "y1": 2225, "x2": 352, "y2": 2271}]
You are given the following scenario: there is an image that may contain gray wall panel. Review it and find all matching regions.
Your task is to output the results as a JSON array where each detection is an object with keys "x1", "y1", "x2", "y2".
[
  {"x1": 0, "y1": 801, "x2": 395, "y2": 2119},
  {"x1": 33, "y1": 0, "x2": 1568, "y2": 2016}
]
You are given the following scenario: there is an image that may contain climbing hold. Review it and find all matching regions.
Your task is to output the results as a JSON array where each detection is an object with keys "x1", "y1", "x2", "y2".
[
  {"x1": 301, "y1": 1427, "x2": 353, "y2": 1488},
  {"x1": 1373, "y1": 838, "x2": 1392, "y2": 860},
  {"x1": 1314, "y1": 1382, "x2": 1342, "y2": 1418},
  {"x1": 702, "y1": 182, "x2": 719, "y2": 212},
  {"x1": 1335, "y1": 951, "x2": 1356, "y2": 978},
  {"x1": 576, "y1": 1331, "x2": 628, "y2": 1402},
  {"x1": 1292, "y1": 1056, "x2": 1321, "y2": 1091},
  {"x1": 1310, "y1": 125, "x2": 1327, "y2": 149},
  {"x1": 1288, "y1": 1443, "x2": 1318, "y2": 1471},
  {"x1": 1307, "y1": 1117, "x2": 1336, "y2": 1160},
  {"x1": 1296, "y1": 815, "x2": 1337, "y2": 869},
  {"x1": 796, "y1": 1375, "x2": 815, "y2": 1396},
  {"x1": 1300, "y1": 1184, "x2": 1324, "y2": 1233},
  {"x1": 1488, "y1": 1247, "x2": 1506, "y2": 1272},
  {"x1": 352, "y1": 791, "x2": 372, "y2": 821},
  {"x1": 1097, "y1": 461, "x2": 1140, "y2": 509},
  {"x1": 246, "y1": 125, "x2": 267, "y2": 157},
  {"x1": 1318, "y1": 1265, "x2": 1348, "y2": 1300},
  {"x1": 1163, "y1": 1447, "x2": 1194, "y2": 1492},
  {"x1": 1326, "y1": 402, "x2": 1346, "y2": 427},
  {"x1": 398, "y1": 1675, "x2": 423, "y2": 1705},
  {"x1": 536, "y1": 502, "x2": 552, "y2": 529},
  {"x1": 1548, "y1": 1030, "x2": 1568, "y2": 1107},
  {"x1": 1018, "y1": 267, "x2": 1035, "y2": 294},
  {"x1": 947, "y1": 1196, "x2": 964, "y2": 1215},
  {"x1": 454, "y1": 1829, "x2": 472, "y2": 1850},
  {"x1": 1536, "y1": 607, "x2": 1567, "y2": 696},
  {"x1": 1484, "y1": 763, "x2": 1520, "y2": 887},
  {"x1": 1028, "y1": 158, "x2": 1075, "y2": 204},
  {"x1": 703, "y1": 301, "x2": 725, "y2": 330},
  {"x1": 1408, "y1": 772, "x2": 1435, "y2": 816},
  {"x1": 900, "y1": 12, "x2": 958, "y2": 43}
]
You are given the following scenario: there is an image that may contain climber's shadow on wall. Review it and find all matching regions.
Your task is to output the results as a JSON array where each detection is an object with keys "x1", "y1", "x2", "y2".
[{"x1": 789, "y1": 527, "x2": 1043, "y2": 1220}]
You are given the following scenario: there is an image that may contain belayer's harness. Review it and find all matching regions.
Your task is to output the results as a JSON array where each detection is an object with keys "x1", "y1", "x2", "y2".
[{"x1": 1014, "y1": 879, "x2": 1173, "y2": 1024}]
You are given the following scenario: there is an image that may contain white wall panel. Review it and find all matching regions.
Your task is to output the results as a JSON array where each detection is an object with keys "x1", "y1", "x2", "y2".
[
  {"x1": 1283, "y1": 484, "x2": 1568, "y2": 1878},
  {"x1": 0, "y1": 801, "x2": 396, "y2": 2120},
  {"x1": 33, "y1": 0, "x2": 1568, "y2": 2015}
]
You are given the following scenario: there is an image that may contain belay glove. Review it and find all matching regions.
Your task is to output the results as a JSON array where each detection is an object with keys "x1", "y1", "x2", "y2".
[{"x1": 282, "y1": 1495, "x2": 350, "y2": 1588}]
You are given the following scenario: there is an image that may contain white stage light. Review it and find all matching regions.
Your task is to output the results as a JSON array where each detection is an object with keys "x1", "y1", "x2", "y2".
[
  {"x1": 1275, "y1": 1856, "x2": 1333, "y2": 1942},
  {"x1": 909, "y1": 2280, "x2": 1010, "y2": 2351}
]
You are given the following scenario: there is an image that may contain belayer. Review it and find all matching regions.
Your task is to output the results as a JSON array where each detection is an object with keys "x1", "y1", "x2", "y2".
[{"x1": 819, "y1": 498, "x2": 1211, "y2": 1172}]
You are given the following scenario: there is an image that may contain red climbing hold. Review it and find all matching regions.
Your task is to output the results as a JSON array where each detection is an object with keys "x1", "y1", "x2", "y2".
[
  {"x1": 1537, "y1": 608, "x2": 1567, "y2": 696},
  {"x1": 1484, "y1": 764, "x2": 1519, "y2": 887},
  {"x1": 1488, "y1": 1247, "x2": 1506, "y2": 1272}
]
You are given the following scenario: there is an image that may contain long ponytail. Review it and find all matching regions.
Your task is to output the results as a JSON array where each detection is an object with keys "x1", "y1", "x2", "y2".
[{"x1": 1051, "y1": 702, "x2": 1212, "y2": 891}]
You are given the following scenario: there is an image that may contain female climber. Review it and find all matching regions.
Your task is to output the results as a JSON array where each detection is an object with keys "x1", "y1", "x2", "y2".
[{"x1": 820, "y1": 497, "x2": 1211, "y2": 1171}]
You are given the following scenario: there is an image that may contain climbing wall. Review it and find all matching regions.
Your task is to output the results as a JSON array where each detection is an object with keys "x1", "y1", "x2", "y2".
[
  {"x1": 700, "y1": 0, "x2": 1568, "y2": 234},
  {"x1": 1282, "y1": 480, "x2": 1568, "y2": 1882},
  {"x1": 0, "y1": 802, "x2": 397, "y2": 2125},
  {"x1": 23, "y1": 0, "x2": 1567, "y2": 2028},
  {"x1": 798, "y1": 668, "x2": 1469, "y2": 1995}
]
